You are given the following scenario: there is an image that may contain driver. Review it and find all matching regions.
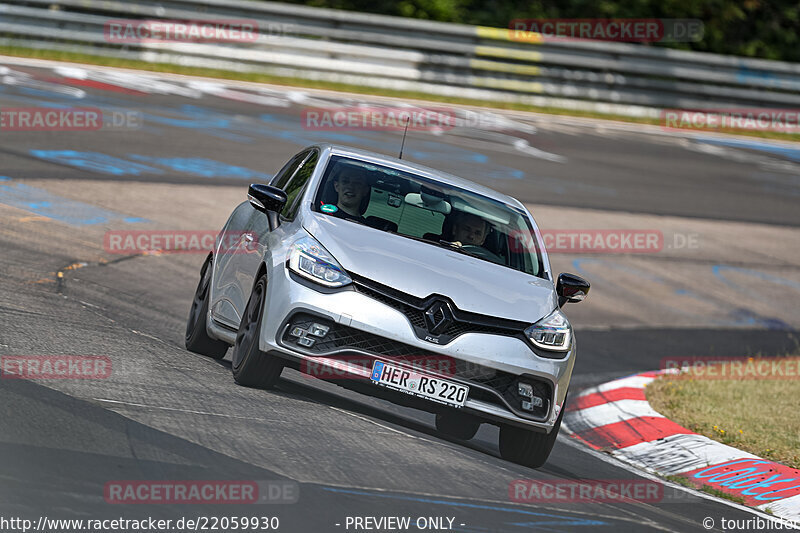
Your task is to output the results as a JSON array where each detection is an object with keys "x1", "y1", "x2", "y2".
[
  {"x1": 450, "y1": 211, "x2": 489, "y2": 247},
  {"x1": 332, "y1": 167, "x2": 371, "y2": 223}
]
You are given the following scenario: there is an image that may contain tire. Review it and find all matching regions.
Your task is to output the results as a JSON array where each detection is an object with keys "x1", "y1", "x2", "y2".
[
  {"x1": 435, "y1": 412, "x2": 480, "y2": 440},
  {"x1": 231, "y1": 274, "x2": 283, "y2": 389},
  {"x1": 498, "y1": 404, "x2": 564, "y2": 469},
  {"x1": 185, "y1": 254, "x2": 229, "y2": 359}
]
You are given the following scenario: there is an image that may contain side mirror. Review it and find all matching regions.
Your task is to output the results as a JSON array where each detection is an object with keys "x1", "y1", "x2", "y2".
[
  {"x1": 248, "y1": 184, "x2": 287, "y2": 214},
  {"x1": 557, "y1": 273, "x2": 590, "y2": 307}
]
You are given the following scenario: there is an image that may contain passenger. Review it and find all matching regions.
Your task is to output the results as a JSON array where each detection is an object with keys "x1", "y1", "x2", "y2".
[
  {"x1": 331, "y1": 168, "x2": 371, "y2": 223},
  {"x1": 449, "y1": 211, "x2": 489, "y2": 247}
]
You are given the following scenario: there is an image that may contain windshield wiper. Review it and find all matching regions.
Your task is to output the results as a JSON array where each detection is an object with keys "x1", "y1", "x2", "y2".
[{"x1": 397, "y1": 234, "x2": 480, "y2": 257}]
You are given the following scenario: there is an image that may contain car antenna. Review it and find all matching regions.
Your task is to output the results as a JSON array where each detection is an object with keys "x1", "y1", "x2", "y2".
[{"x1": 398, "y1": 116, "x2": 410, "y2": 159}]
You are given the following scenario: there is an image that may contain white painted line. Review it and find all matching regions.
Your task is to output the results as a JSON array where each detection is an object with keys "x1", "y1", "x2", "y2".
[
  {"x1": 613, "y1": 433, "x2": 759, "y2": 476},
  {"x1": 327, "y1": 406, "x2": 429, "y2": 442},
  {"x1": 512, "y1": 139, "x2": 566, "y2": 163},
  {"x1": 595, "y1": 375, "x2": 656, "y2": 392},
  {"x1": 577, "y1": 376, "x2": 656, "y2": 398},
  {"x1": 565, "y1": 400, "x2": 664, "y2": 436},
  {"x1": 758, "y1": 494, "x2": 800, "y2": 521},
  {"x1": 566, "y1": 369, "x2": 800, "y2": 522},
  {"x1": 574, "y1": 399, "x2": 664, "y2": 420},
  {"x1": 559, "y1": 435, "x2": 793, "y2": 525},
  {"x1": 93, "y1": 398, "x2": 281, "y2": 422}
]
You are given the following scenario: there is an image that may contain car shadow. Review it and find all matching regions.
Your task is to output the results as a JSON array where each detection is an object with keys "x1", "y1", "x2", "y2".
[{"x1": 210, "y1": 353, "x2": 555, "y2": 472}]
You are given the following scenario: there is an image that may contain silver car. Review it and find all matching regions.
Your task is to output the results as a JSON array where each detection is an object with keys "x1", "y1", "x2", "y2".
[{"x1": 185, "y1": 144, "x2": 590, "y2": 468}]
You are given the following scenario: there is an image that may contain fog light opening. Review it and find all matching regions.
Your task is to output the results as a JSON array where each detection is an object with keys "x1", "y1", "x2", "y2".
[
  {"x1": 308, "y1": 323, "x2": 330, "y2": 338},
  {"x1": 287, "y1": 319, "x2": 329, "y2": 348},
  {"x1": 518, "y1": 382, "x2": 544, "y2": 412},
  {"x1": 297, "y1": 336, "x2": 316, "y2": 347}
]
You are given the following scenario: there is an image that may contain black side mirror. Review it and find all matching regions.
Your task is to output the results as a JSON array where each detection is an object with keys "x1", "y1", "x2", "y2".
[
  {"x1": 248, "y1": 184, "x2": 287, "y2": 213},
  {"x1": 557, "y1": 273, "x2": 590, "y2": 307}
]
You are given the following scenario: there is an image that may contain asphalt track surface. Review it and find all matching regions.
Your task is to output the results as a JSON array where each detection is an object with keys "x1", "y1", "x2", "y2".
[{"x1": 1, "y1": 58, "x2": 799, "y2": 532}]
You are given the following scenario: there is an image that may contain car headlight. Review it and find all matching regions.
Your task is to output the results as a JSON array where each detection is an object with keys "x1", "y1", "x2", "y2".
[
  {"x1": 525, "y1": 308, "x2": 572, "y2": 352},
  {"x1": 287, "y1": 235, "x2": 352, "y2": 288}
]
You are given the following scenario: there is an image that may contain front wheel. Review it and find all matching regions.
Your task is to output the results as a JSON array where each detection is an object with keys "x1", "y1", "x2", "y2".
[
  {"x1": 498, "y1": 404, "x2": 564, "y2": 469},
  {"x1": 185, "y1": 254, "x2": 229, "y2": 359},
  {"x1": 231, "y1": 274, "x2": 283, "y2": 389}
]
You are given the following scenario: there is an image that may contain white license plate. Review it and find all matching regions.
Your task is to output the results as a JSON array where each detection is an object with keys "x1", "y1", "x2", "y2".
[{"x1": 370, "y1": 360, "x2": 468, "y2": 407}]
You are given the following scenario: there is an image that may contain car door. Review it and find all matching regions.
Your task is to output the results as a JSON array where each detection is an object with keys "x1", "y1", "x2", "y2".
[
  {"x1": 210, "y1": 150, "x2": 310, "y2": 330},
  {"x1": 236, "y1": 149, "x2": 321, "y2": 320}
]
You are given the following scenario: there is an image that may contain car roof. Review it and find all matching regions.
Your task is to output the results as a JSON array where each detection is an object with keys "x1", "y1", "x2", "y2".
[{"x1": 313, "y1": 144, "x2": 528, "y2": 212}]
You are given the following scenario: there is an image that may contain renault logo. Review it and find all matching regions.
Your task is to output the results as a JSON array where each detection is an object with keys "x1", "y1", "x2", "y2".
[{"x1": 424, "y1": 300, "x2": 453, "y2": 335}]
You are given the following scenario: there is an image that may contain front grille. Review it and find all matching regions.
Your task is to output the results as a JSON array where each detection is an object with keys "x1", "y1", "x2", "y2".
[
  {"x1": 351, "y1": 284, "x2": 428, "y2": 330},
  {"x1": 284, "y1": 313, "x2": 502, "y2": 382},
  {"x1": 351, "y1": 274, "x2": 528, "y2": 343},
  {"x1": 281, "y1": 313, "x2": 552, "y2": 420}
]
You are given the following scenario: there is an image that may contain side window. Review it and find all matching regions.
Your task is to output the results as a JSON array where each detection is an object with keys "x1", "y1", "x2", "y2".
[
  {"x1": 271, "y1": 151, "x2": 308, "y2": 189},
  {"x1": 281, "y1": 151, "x2": 319, "y2": 220}
]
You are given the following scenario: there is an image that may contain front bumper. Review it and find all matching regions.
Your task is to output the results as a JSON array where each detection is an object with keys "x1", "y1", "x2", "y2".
[{"x1": 258, "y1": 264, "x2": 576, "y2": 432}]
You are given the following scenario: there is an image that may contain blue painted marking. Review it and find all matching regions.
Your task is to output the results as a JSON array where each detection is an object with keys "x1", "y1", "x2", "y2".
[
  {"x1": 370, "y1": 361, "x2": 384, "y2": 381},
  {"x1": 710, "y1": 265, "x2": 798, "y2": 329},
  {"x1": 17, "y1": 86, "x2": 84, "y2": 100},
  {"x1": 30, "y1": 150, "x2": 163, "y2": 176},
  {"x1": 696, "y1": 138, "x2": 800, "y2": 162},
  {"x1": 0, "y1": 89, "x2": 163, "y2": 136},
  {"x1": 725, "y1": 308, "x2": 790, "y2": 330},
  {"x1": 5, "y1": 81, "x2": 540, "y2": 182},
  {"x1": 320, "y1": 487, "x2": 606, "y2": 529},
  {"x1": 257, "y1": 113, "x2": 528, "y2": 181},
  {"x1": 129, "y1": 155, "x2": 272, "y2": 180},
  {"x1": 572, "y1": 259, "x2": 792, "y2": 329},
  {"x1": 144, "y1": 105, "x2": 255, "y2": 143},
  {"x1": 0, "y1": 179, "x2": 148, "y2": 225},
  {"x1": 712, "y1": 264, "x2": 800, "y2": 292}
]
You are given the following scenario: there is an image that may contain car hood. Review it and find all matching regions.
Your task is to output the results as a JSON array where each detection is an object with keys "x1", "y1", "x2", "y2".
[{"x1": 303, "y1": 213, "x2": 556, "y2": 323}]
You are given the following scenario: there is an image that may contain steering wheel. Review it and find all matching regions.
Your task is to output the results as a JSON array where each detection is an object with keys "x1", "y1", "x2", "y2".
[{"x1": 460, "y1": 244, "x2": 502, "y2": 262}]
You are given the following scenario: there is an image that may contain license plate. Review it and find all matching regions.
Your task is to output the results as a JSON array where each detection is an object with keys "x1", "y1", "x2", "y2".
[{"x1": 370, "y1": 360, "x2": 468, "y2": 407}]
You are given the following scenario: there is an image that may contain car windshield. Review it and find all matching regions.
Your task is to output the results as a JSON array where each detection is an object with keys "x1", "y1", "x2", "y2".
[{"x1": 313, "y1": 155, "x2": 544, "y2": 277}]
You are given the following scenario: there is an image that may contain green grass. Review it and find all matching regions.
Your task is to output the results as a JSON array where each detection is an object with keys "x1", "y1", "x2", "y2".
[
  {"x1": 699, "y1": 485, "x2": 746, "y2": 504},
  {"x1": 647, "y1": 357, "x2": 800, "y2": 469},
  {"x1": 664, "y1": 475, "x2": 746, "y2": 505},
  {"x1": 664, "y1": 474, "x2": 695, "y2": 489},
  {"x1": 3, "y1": 44, "x2": 800, "y2": 142}
]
